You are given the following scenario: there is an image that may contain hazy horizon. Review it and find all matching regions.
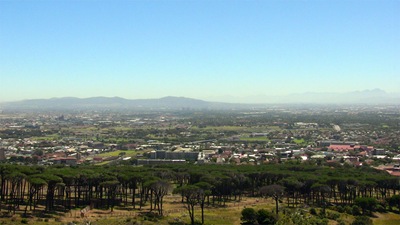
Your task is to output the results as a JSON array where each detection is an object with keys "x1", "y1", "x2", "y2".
[
  {"x1": 1, "y1": 88, "x2": 399, "y2": 105},
  {"x1": 1, "y1": 1, "x2": 399, "y2": 102}
]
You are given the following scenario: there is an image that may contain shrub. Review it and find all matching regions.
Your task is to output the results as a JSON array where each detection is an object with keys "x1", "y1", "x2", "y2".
[
  {"x1": 344, "y1": 205, "x2": 353, "y2": 214},
  {"x1": 241, "y1": 208, "x2": 257, "y2": 224},
  {"x1": 376, "y1": 203, "x2": 386, "y2": 213},
  {"x1": 354, "y1": 197, "x2": 378, "y2": 215},
  {"x1": 351, "y1": 216, "x2": 373, "y2": 225},
  {"x1": 352, "y1": 205, "x2": 361, "y2": 216},
  {"x1": 142, "y1": 212, "x2": 160, "y2": 222},
  {"x1": 336, "y1": 205, "x2": 345, "y2": 213},
  {"x1": 318, "y1": 208, "x2": 326, "y2": 218},
  {"x1": 257, "y1": 209, "x2": 277, "y2": 225},
  {"x1": 310, "y1": 207, "x2": 317, "y2": 215},
  {"x1": 21, "y1": 218, "x2": 29, "y2": 224},
  {"x1": 326, "y1": 211, "x2": 340, "y2": 221}
]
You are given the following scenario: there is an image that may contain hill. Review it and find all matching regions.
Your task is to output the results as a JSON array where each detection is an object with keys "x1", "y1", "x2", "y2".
[{"x1": 0, "y1": 96, "x2": 250, "y2": 111}]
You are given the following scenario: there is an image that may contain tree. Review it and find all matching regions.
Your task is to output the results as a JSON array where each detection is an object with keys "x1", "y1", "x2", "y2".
[
  {"x1": 25, "y1": 176, "x2": 46, "y2": 214},
  {"x1": 150, "y1": 179, "x2": 171, "y2": 216},
  {"x1": 260, "y1": 184, "x2": 285, "y2": 216},
  {"x1": 100, "y1": 180, "x2": 119, "y2": 212},
  {"x1": 174, "y1": 185, "x2": 203, "y2": 225},
  {"x1": 195, "y1": 182, "x2": 212, "y2": 224},
  {"x1": 40, "y1": 173, "x2": 62, "y2": 211}
]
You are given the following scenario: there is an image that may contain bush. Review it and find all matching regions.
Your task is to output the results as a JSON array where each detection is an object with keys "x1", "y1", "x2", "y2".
[
  {"x1": 376, "y1": 203, "x2": 386, "y2": 213},
  {"x1": 308, "y1": 217, "x2": 329, "y2": 225},
  {"x1": 351, "y1": 216, "x2": 373, "y2": 225},
  {"x1": 318, "y1": 208, "x2": 326, "y2": 218},
  {"x1": 310, "y1": 207, "x2": 317, "y2": 215},
  {"x1": 241, "y1": 208, "x2": 277, "y2": 225},
  {"x1": 241, "y1": 208, "x2": 257, "y2": 224},
  {"x1": 321, "y1": 218, "x2": 329, "y2": 225},
  {"x1": 352, "y1": 205, "x2": 361, "y2": 216},
  {"x1": 257, "y1": 209, "x2": 277, "y2": 225},
  {"x1": 336, "y1": 205, "x2": 345, "y2": 213},
  {"x1": 354, "y1": 197, "x2": 378, "y2": 215},
  {"x1": 344, "y1": 205, "x2": 353, "y2": 214},
  {"x1": 21, "y1": 219, "x2": 29, "y2": 224},
  {"x1": 326, "y1": 211, "x2": 340, "y2": 221}
]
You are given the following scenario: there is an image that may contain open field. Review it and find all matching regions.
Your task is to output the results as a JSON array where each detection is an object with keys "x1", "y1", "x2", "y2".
[
  {"x1": 373, "y1": 212, "x2": 400, "y2": 225},
  {"x1": 0, "y1": 196, "x2": 272, "y2": 225},
  {"x1": 239, "y1": 136, "x2": 270, "y2": 142},
  {"x1": 95, "y1": 150, "x2": 139, "y2": 158}
]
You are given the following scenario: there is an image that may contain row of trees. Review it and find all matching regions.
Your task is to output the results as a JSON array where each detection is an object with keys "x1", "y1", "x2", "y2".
[{"x1": 0, "y1": 163, "x2": 398, "y2": 223}]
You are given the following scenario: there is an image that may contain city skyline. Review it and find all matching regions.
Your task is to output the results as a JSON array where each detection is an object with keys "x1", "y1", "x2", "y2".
[{"x1": 1, "y1": 0, "x2": 399, "y2": 102}]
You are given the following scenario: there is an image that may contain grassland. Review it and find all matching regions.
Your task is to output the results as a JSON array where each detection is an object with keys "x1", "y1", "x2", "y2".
[
  {"x1": 1, "y1": 196, "x2": 399, "y2": 225},
  {"x1": 95, "y1": 149, "x2": 140, "y2": 158}
]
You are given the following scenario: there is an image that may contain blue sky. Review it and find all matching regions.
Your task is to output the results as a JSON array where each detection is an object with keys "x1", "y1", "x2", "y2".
[{"x1": 0, "y1": 0, "x2": 399, "y2": 102}]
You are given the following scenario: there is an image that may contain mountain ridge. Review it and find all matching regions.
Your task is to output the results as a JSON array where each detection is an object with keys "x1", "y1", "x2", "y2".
[{"x1": 1, "y1": 89, "x2": 399, "y2": 111}]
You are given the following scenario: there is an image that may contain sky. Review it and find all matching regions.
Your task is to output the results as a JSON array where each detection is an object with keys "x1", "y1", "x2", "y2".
[{"x1": 0, "y1": 0, "x2": 399, "y2": 103}]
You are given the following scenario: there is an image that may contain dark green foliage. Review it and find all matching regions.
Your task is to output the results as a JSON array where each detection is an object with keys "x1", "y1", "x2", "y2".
[
  {"x1": 325, "y1": 211, "x2": 340, "y2": 221},
  {"x1": 142, "y1": 212, "x2": 161, "y2": 222},
  {"x1": 256, "y1": 209, "x2": 277, "y2": 225},
  {"x1": 388, "y1": 194, "x2": 400, "y2": 212},
  {"x1": 352, "y1": 205, "x2": 362, "y2": 216},
  {"x1": 310, "y1": 207, "x2": 317, "y2": 215},
  {"x1": 336, "y1": 205, "x2": 345, "y2": 213},
  {"x1": 344, "y1": 205, "x2": 353, "y2": 214},
  {"x1": 0, "y1": 162, "x2": 398, "y2": 220},
  {"x1": 351, "y1": 216, "x2": 373, "y2": 225},
  {"x1": 241, "y1": 208, "x2": 277, "y2": 225},
  {"x1": 241, "y1": 208, "x2": 257, "y2": 224},
  {"x1": 354, "y1": 197, "x2": 378, "y2": 215},
  {"x1": 375, "y1": 203, "x2": 386, "y2": 213}
]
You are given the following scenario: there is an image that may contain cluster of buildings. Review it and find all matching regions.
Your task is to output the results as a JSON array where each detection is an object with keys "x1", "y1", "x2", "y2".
[{"x1": 0, "y1": 109, "x2": 399, "y2": 177}]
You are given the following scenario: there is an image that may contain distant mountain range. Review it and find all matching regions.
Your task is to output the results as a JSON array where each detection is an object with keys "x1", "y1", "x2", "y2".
[
  {"x1": 0, "y1": 96, "x2": 243, "y2": 111},
  {"x1": 0, "y1": 89, "x2": 399, "y2": 111}
]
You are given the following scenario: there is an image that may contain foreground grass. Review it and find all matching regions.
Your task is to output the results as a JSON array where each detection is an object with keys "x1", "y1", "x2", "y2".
[
  {"x1": 1, "y1": 198, "x2": 400, "y2": 225},
  {"x1": 373, "y1": 212, "x2": 400, "y2": 225}
]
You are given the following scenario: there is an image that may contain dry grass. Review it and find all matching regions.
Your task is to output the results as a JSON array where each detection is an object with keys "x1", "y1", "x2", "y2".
[
  {"x1": 373, "y1": 212, "x2": 400, "y2": 225},
  {"x1": 1, "y1": 197, "x2": 400, "y2": 225}
]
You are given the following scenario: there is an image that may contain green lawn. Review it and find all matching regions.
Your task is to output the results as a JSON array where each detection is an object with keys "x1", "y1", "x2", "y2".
[
  {"x1": 240, "y1": 136, "x2": 270, "y2": 142},
  {"x1": 31, "y1": 134, "x2": 60, "y2": 141},
  {"x1": 293, "y1": 138, "x2": 305, "y2": 144},
  {"x1": 96, "y1": 150, "x2": 139, "y2": 158}
]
